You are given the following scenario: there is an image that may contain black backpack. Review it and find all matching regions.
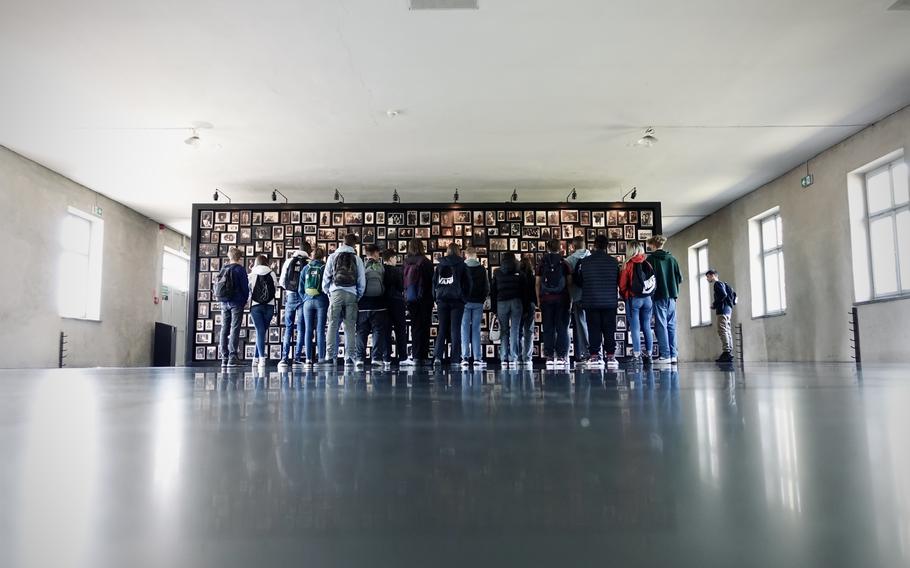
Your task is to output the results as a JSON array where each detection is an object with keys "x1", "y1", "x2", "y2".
[
  {"x1": 251, "y1": 273, "x2": 276, "y2": 304},
  {"x1": 333, "y1": 252, "x2": 357, "y2": 287},
  {"x1": 631, "y1": 261, "x2": 657, "y2": 296},
  {"x1": 283, "y1": 256, "x2": 307, "y2": 291},
  {"x1": 214, "y1": 265, "x2": 236, "y2": 301},
  {"x1": 436, "y1": 263, "x2": 462, "y2": 301},
  {"x1": 540, "y1": 254, "x2": 566, "y2": 294},
  {"x1": 723, "y1": 281, "x2": 738, "y2": 306}
]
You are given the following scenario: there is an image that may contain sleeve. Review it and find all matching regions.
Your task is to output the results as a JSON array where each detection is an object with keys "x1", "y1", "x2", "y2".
[
  {"x1": 713, "y1": 281, "x2": 728, "y2": 309},
  {"x1": 483, "y1": 269, "x2": 490, "y2": 299},
  {"x1": 248, "y1": 273, "x2": 257, "y2": 302},
  {"x1": 490, "y1": 271, "x2": 498, "y2": 313},
  {"x1": 422, "y1": 259, "x2": 434, "y2": 296},
  {"x1": 322, "y1": 254, "x2": 334, "y2": 295},
  {"x1": 271, "y1": 272, "x2": 280, "y2": 300},
  {"x1": 674, "y1": 258, "x2": 683, "y2": 286},
  {"x1": 238, "y1": 266, "x2": 250, "y2": 301},
  {"x1": 573, "y1": 260, "x2": 583, "y2": 287},
  {"x1": 278, "y1": 258, "x2": 290, "y2": 289},
  {"x1": 356, "y1": 257, "x2": 367, "y2": 299}
]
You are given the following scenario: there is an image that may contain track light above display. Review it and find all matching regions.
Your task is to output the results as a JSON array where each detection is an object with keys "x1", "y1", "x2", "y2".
[
  {"x1": 333, "y1": 188, "x2": 345, "y2": 204},
  {"x1": 622, "y1": 187, "x2": 638, "y2": 201},
  {"x1": 212, "y1": 188, "x2": 231, "y2": 203},
  {"x1": 392, "y1": 189, "x2": 400, "y2": 204},
  {"x1": 271, "y1": 188, "x2": 288, "y2": 203}
]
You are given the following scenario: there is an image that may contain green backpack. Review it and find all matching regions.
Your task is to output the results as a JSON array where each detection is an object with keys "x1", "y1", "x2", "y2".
[
  {"x1": 301, "y1": 261, "x2": 325, "y2": 296},
  {"x1": 364, "y1": 259, "x2": 385, "y2": 297}
]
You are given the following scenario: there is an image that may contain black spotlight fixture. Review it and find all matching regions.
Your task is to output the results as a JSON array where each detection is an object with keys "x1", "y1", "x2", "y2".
[
  {"x1": 565, "y1": 187, "x2": 577, "y2": 201},
  {"x1": 511, "y1": 188, "x2": 518, "y2": 202},
  {"x1": 213, "y1": 188, "x2": 231, "y2": 203},
  {"x1": 333, "y1": 188, "x2": 345, "y2": 204},
  {"x1": 392, "y1": 189, "x2": 400, "y2": 204},
  {"x1": 272, "y1": 188, "x2": 288, "y2": 203},
  {"x1": 453, "y1": 188, "x2": 460, "y2": 203},
  {"x1": 622, "y1": 186, "x2": 638, "y2": 202}
]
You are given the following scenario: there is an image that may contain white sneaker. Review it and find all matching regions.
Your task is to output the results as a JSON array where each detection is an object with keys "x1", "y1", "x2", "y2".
[
  {"x1": 460, "y1": 360, "x2": 471, "y2": 370},
  {"x1": 587, "y1": 357, "x2": 605, "y2": 369},
  {"x1": 606, "y1": 357, "x2": 619, "y2": 370},
  {"x1": 250, "y1": 357, "x2": 259, "y2": 368},
  {"x1": 371, "y1": 360, "x2": 384, "y2": 367},
  {"x1": 670, "y1": 357, "x2": 678, "y2": 364},
  {"x1": 400, "y1": 357, "x2": 417, "y2": 367},
  {"x1": 383, "y1": 361, "x2": 392, "y2": 369},
  {"x1": 545, "y1": 359, "x2": 556, "y2": 368},
  {"x1": 473, "y1": 360, "x2": 487, "y2": 369},
  {"x1": 655, "y1": 357, "x2": 672, "y2": 366},
  {"x1": 257, "y1": 358, "x2": 266, "y2": 368},
  {"x1": 556, "y1": 357, "x2": 570, "y2": 367}
]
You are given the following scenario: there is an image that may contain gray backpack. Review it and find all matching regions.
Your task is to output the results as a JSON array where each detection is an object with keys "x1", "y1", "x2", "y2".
[{"x1": 364, "y1": 260, "x2": 385, "y2": 297}]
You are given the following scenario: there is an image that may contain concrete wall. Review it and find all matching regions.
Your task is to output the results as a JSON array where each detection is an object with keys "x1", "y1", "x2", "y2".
[
  {"x1": 0, "y1": 145, "x2": 186, "y2": 368},
  {"x1": 672, "y1": 106, "x2": 910, "y2": 362}
]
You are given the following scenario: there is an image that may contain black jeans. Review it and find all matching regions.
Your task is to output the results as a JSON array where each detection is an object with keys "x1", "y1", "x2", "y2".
[
  {"x1": 407, "y1": 299, "x2": 433, "y2": 360},
  {"x1": 356, "y1": 310, "x2": 388, "y2": 361},
  {"x1": 433, "y1": 300, "x2": 465, "y2": 362},
  {"x1": 585, "y1": 307, "x2": 618, "y2": 358},
  {"x1": 540, "y1": 299, "x2": 570, "y2": 358},
  {"x1": 219, "y1": 302, "x2": 244, "y2": 360},
  {"x1": 385, "y1": 300, "x2": 408, "y2": 361}
]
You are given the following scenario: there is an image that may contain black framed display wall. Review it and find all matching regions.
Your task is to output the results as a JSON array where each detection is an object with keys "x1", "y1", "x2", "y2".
[{"x1": 187, "y1": 201, "x2": 662, "y2": 365}]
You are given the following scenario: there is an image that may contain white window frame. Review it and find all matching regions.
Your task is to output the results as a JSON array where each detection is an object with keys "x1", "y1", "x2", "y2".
[
  {"x1": 688, "y1": 240, "x2": 712, "y2": 327},
  {"x1": 862, "y1": 160, "x2": 909, "y2": 299},
  {"x1": 162, "y1": 246, "x2": 190, "y2": 292},
  {"x1": 748, "y1": 207, "x2": 786, "y2": 318},
  {"x1": 58, "y1": 206, "x2": 104, "y2": 321}
]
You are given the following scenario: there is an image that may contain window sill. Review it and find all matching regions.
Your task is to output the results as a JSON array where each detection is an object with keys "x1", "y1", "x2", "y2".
[
  {"x1": 752, "y1": 311, "x2": 786, "y2": 320},
  {"x1": 854, "y1": 295, "x2": 910, "y2": 307},
  {"x1": 690, "y1": 323, "x2": 712, "y2": 329},
  {"x1": 61, "y1": 315, "x2": 102, "y2": 323}
]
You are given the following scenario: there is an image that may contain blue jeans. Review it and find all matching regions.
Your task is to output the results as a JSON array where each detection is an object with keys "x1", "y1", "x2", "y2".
[
  {"x1": 653, "y1": 298, "x2": 677, "y2": 359},
  {"x1": 540, "y1": 300, "x2": 570, "y2": 358},
  {"x1": 219, "y1": 302, "x2": 244, "y2": 360},
  {"x1": 250, "y1": 303, "x2": 275, "y2": 359},
  {"x1": 628, "y1": 296, "x2": 654, "y2": 356},
  {"x1": 519, "y1": 304, "x2": 535, "y2": 362},
  {"x1": 571, "y1": 302, "x2": 589, "y2": 359},
  {"x1": 497, "y1": 299, "x2": 522, "y2": 362},
  {"x1": 281, "y1": 292, "x2": 304, "y2": 360},
  {"x1": 301, "y1": 294, "x2": 328, "y2": 361},
  {"x1": 461, "y1": 302, "x2": 484, "y2": 360}
]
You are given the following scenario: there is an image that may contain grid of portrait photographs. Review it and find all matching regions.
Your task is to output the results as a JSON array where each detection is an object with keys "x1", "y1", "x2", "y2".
[{"x1": 191, "y1": 204, "x2": 660, "y2": 362}]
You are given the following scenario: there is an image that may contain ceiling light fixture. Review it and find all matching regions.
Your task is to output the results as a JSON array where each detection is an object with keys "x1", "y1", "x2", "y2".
[
  {"x1": 621, "y1": 187, "x2": 638, "y2": 202},
  {"x1": 213, "y1": 188, "x2": 231, "y2": 203},
  {"x1": 511, "y1": 188, "x2": 519, "y2": 202},
  {"x1": 184, "y1": 129, "x2": 201, "y2": 147},
  {"x1": 635, "y1": 127, "x2": 658, "y2": 148},
  {"x1": 272, "y1": 188, "x2": 288, "y2": 203},
  {"x1": 386, "y1": 109, "x2": 401, "y2": 118},
  {"x1": 565, "y1": 187, "x2": 577, "y2": 201},
  {"x1": 453, "y1": 188, "x2": 460, "y2": 203},
  {"x1": 333, "y1": 188, "x2": 345, "y2": 204}
]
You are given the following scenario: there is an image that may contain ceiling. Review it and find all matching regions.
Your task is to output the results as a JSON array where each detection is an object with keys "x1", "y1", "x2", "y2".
[{"x1": 2, "y1": 0, "x2": 910, "y2": 235}]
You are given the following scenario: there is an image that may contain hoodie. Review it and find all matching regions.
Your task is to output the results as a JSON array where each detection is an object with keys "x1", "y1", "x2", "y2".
[
  {"x1": 433, "y1": 253, "x2": 468, "y2": 303},
  {"x1": 565, "y1": 248, "x2": 590, "y2": 302},
  {"x1": 463, "y1": 258, "x2": 489, "y2": 303},
  {"x1": 278, "y1": 250, "x2": 309, "y2": 290},
  {"x1": 322, "y1": 244, "x2": 366, "y2": 298},
  {"x1": 248, "y1": 264, "x2": 279, "y2": 306},
  {"x1": 646, "y1": 249, "x2": 682, "y2": 300}
]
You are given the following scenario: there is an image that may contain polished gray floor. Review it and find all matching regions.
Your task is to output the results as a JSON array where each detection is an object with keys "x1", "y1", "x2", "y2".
[{"x1": 1, "y1": 363, "x2": 909, "y2": 567}]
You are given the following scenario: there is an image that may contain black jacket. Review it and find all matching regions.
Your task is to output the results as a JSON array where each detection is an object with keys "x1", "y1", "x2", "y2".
[
  {"x1": 574, "y1": 250, "x2": 620, "y2": 309},
  {"x1": 404, "y1": 254, "x2": 434, "y2": 303},
  {"x1": 385, "y1": 263, "x2": 405, "y2": 304},
  {"x1": 491, "y1": 257, "x2": 524, "y2": 313},
  {"x1": 463, "y1": 260, "x2": 490, "y2": 304},
  {"x1": 433, "y1": 254, "x2": 468, "y2": 304}
]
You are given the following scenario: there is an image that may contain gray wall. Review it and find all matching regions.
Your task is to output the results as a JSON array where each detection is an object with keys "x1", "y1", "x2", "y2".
[
  {"x1": 672, "y1": 106, "x2": 910, "y2": 362},
  {"x1": 1, "y1": 145, "x2": 186, "y2": 368}
]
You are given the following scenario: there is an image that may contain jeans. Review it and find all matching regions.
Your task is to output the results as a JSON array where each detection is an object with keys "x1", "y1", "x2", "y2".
[
  {"x1": 540, "y1": 300, "x2": 570, "y2": 358},
  {"x1": 250, "y1": 303, "x2": 275, "y2": 359},
  {"x1": 219, "y1": 302, "x2": 244, "y2": 360},
  {"x1": 326, "y1": 290, "x2": 358, "y2": 360},
  {"x1": 628, "y1": 296, "x2": 654, "y2": 356},
  {"x1": 356, "y1": 310, "x2": 388, "y2": 360},
  {"x1": 460, "y1": 302, "x2": 484, "y2": 361},
  {"x1": 716, "y1": 313, "x2": 733, "y2": 353},
  {"x1": 434, "y1": 301, "x2": 465, "y2": 361},
  {"x1": 281, "y1": 292, "x2": 305, "y2": 360},
  {"x1": 571, "y1": 302, "x2": 589, "y2": 359},
  {"x1": 586, "y1": 307, "x2": 618, "y2": 357},
  {"x1": 407, "y1": 299, "x2": 433, "y2": 361},
  {"x1": 653, "y1": 298, "x2": 678, "y2": 359},
  {"x1": 301, "y1": 294, "x2": 328, "y2": 361},
  {"x1": 385, "y1": 300, "x2": 408, "y2": 361},
  {"x1": 496, "y1": 298, "x2": 522, "y2": 362},
  {"x1": 519, "y1": 304, "x2": 536, "y2": 362}
]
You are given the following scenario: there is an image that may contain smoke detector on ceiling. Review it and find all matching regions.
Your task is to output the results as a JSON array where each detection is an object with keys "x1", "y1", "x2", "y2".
[{"x1": 409, "y1": 0, "x2": 478, "y2": 9}]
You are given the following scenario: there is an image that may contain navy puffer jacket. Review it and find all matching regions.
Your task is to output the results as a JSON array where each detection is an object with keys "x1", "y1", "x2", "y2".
[{"x1": 573, "y1": 250, "x2": 620, "y2": 309}]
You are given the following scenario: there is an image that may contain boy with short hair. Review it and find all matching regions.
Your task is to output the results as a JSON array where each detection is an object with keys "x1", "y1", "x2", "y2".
[
  {"x1": 565, "y1": 236, "x2": 590, "y2": 364},
  {"x1": 573, "y1": 235, "x2": 620, "y2": 369},
  {"x1": 461, "y1": 247, "x2": 490, "y2": 369},
  {"x1": 357, "y1": 244, "x2": 389, "y2": 367},
  {"x1": 646, "y1": 235, "x2": 683, "y2": 366},
  {"x1": 706, "y1": 269, "x2": 735, "y2": 363},
  {"x1": 382, "y1": 248, "x2": 406, "y2": 369},
  {"x1": 536, "y1": 238, "x2": 572, "y2": 368},
  {"x1": 215, "y1": 247, "x2": 251, "y2": 367},
  {"x1": 322, "y1": 233, "x2": 366, "y2": 367},
  {"x1": 278, "y1": 241, "x2": 311, "y2": 366}
]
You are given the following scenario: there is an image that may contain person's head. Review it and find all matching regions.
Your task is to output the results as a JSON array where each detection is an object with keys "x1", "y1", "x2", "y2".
[
  {"x1": 381, "y1": 248, "x2": 398, "y2": 265},
  {"x1": 627, "y1": 242, "x2": 644, "y2": 258},
  {"x1": 407, "y1": 238, "x2": 425, "y2": 257},
  {"x1": 228, "y1": 247, "x2": 243, "y2": 263},
  {"x1": 571, "y1": 236, "x2": 585, "y2": 252},
  {"x1": 501, "y1": 252, "x2": 517, "y2": 269},
  {"x1": 313, "y1": 247, "x2": 326, "y2": 261},
  {"x1": 705, "y1": 269, "x2": 718, "y2": 283},
  {"x1": 464, "y1": 246, "x2": 478, "y2": 259},
  {"x1": 446, "y1": 243, "x2": 461, "y2": 257},
  {"x1": 647, "y1": 235, "x2": 667, "y2": 251},
  {"x1": 547, "y1": 238, "x2": 561, "y2": 253},
  {"x1": 301, "y1": 241, "x2": 312, "y2": 254},
  {"x1": 344, "y1": 233, "x2": 359, "y2": 247},
  {"x1": 519, "y1": 254, "x2": 534, "y2": 273},
  {"x1": 255, "y1": 254, "x2": 269, "y2": 266},
  {"x1": 594, "y1": 235, "x2": 608, "y2": 251},
  {"x1": 365, "y1": 243, "x2": 380, "y2": 259}
]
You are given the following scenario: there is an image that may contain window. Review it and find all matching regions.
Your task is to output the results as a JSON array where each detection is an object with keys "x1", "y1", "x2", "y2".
[
  {"x1": 748, "y1": 208, "x2": 786, "y2": 317},
  {"x1": 162, "y1": 247, "x2": 190, "y2": 291},
  {"x1": 849, "y1": 153, "x2": 910, "y2": 302},
  {"x1": 688, "y1": 240, "x2": 711, "y2": 326},
  {"x1": 58, "y1": 207, "x2": 104, "y2": 320}
]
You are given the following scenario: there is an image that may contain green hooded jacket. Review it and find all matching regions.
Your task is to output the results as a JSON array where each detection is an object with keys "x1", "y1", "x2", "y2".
[{"x1": 646, "y1": 249, "x2": 683, "y2": 299}]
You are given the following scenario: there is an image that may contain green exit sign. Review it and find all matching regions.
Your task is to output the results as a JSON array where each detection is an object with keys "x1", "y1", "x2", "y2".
[
  {"x1": 93, "y1": 205, "x2": 103, "y2": 217},
  {"x1": 800, "y1": 174, "x2": 814, "y2": 188}
]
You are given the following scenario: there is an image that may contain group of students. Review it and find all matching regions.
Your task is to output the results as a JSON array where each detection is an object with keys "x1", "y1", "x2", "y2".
[{"x1": 214, "y1": 232, "x2": 697, "y2": 370}]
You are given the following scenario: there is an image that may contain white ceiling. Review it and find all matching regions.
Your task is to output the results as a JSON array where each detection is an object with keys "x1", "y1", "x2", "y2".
[{"x1": 2, "y1": 0, "x2": 910, "y2": 235}]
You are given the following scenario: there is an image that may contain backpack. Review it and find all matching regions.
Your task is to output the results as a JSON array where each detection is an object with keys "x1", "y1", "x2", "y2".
[
  {"x1": 333, "y1": 251, "x2": 357, "y2": 287},
  {"x1": 403, "y1": 259, "x2": 425, "y2": 302},
  {"x1": 435, "y1": 263, "x2": 462, "y2": 301},
  {"x1": 540, "y1": 254, "x2": 566, "y2": 295},
  {"x1": 214, "y1": 265, "x2": 236, "y2": 301},
  {"x1": 251, "y1": 273, "x2": 276, "y2": 304},
  {"x1": 301, "y1": 261, "x2": 325, "y2": 296},
  {"x1": 723, "y1": 281, "x2": 738, "y2": 306},
  {"x1": 364, "y1": 259, "x2": 385, "y2": 297},
  {"x1": 631, "y1": 261, "x2": 657, "y2": 296},
  {"x1": 283, "y1": 256, "x2": 307, "y2": 291}
]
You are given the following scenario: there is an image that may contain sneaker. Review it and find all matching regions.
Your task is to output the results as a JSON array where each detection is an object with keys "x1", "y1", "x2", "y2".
[
  {"x1": 304, "y1": 360, "x2": 313, "y2": 369},
  {"x1": 587, "y1": 356, "x2": 605, "y2": 369},
  {"x1": 399, "y1": 357, "x2": 416, "y2": 367},
  {"x1": 556, "y1": 357, "x2": 570, "y2": 367},
  {"x1": 655, "y1": 357, "x2": 672, "y2": 366},
  {"x1": 606, "y1": 356, "x2": 619, "y2": 370},
  {"x1": 250, "y1": 357, "x2": 259, "y2": 368},
  {"x1": 575, "y1": 356, "x2": 588, "y2": 366},
  {"x1": 221, "y1": 359, "x2": 229, "y2": 367},
  {"x1": 433, "y1": 358, "x2": 443, "y2": 367},
  {"x1": 460, "y1": 359, "x2": 471, "y2": 370},
  {"x1": 317, "y1": 358, "x2": 336, "y2": 367},
  {"x1": 383, "y1": 361, "x2": 392, "y2": 370},
  {"x1": 371, "y1": 359, "x2": 384, "y2": 368},
  {"x1": 521, "y1": 359, "x2": 533, "y2": 368},
  {"x1": 670, "y1": 357, "x2": 678, "y2": 364},
  {"x1": 292, "y1": 357, "x2": 305, "y2": 368},
  {"x1": 629, "y1": 355, "x2": 642, "y2": 366},
  {"x1": 277, "y1": 358, "x2": 290, "y2": 368},
  {"x1": 545, "y1": 358, "x2": 556, "y2": 369},
  {"x1": 226, "y1": 357, "x2": 242, "y2": 367},
  {"x1": 473, "y1": 360, "x2": 487, "y2": 369},
  {"x1": 354, "y1": 359, "x2": 365, "y2": 368},
  {"x1": 258, "y1": 358, "x2": 267, "y2": 368},
  {"x1": 716, "y1": 352, "x2": 734, "y2": 363}
]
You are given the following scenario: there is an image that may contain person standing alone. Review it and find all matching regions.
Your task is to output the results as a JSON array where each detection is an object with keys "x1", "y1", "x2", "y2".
[
  {"x1": 706, "y1": 269, "x2": 736, "y2": 363},
  {"x1": 646, "y1": 235, "x2": 683, "y2": 366}
]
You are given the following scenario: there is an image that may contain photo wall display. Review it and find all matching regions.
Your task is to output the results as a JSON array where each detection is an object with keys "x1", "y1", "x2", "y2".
[{"x1": 189, "y1": 202, "x2": 661, "y2": 364}]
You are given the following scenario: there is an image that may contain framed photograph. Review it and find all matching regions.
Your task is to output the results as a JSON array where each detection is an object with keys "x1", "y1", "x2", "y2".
[
  {"x1": 473, "y1": 211, "x2": 485, "y2": 226},
  {"x1": 332, "y1": 212, "x2": 344, "y2": 226},
  {"x1": 547, "y1": 210, "x2": 560, "y2": 226},
  {"x1": 194, "y1": 346, "x2": 206, "y2": 360},
  {"x1": 624, "y1": 225, "x2": 636, "y2": 240},
  {"x1": 406, "y1": 210, "x2": 418, "y2": 226},
  {"x1": 272, "y1": 226, "x2": 285, "y2": 240},
  {"x1": 300, "y1": 212, "x2": 316, "y2": 224},
  {"x1": 215, "y1": 211, "x2": 230, "y2": 224},
  {"x1": 318, "y1": 228, "x2": 337, "y2": 241},
  {"x1": 454, "y1": 211, "x2": 471, "y2": 225},
  {"x1": 419, "y1": 211, "x2": 431, "y2": 225},
  {"x1": 508, "y1": 210, "x2": 522, "y2": 221},
  {"x1": 245, "y1": 245, "x2": 254, "y2": 257},
  {"x1": 344, "y1": 211, "x2": 363, "y2": 225},
  {"x1": 254, "y1": 227, "x2": 270, "y2": 240},
  {"x1": 617, "y1": 210, "x2": 629, "y2": 225},
  {"x1": 496, "y1": 210, "x2": 506, "y2": 222},
  {"x1": 398, "y1": 240, "x2": 409, "y2": 253},
  {"x1": 195, "y1": 332, "x2": 212, "y2": 344},
  {"x1": 560, "y1": 209, "x2": 579, "y2": 223},
  {"x1": 252, "y1": 212, "x2": 263, "y2": 225},
  {"x1": 377, "y1": 227, "x2": 387, "y2": 240},
  {"x1": 197, "y1": 302, "x2": 210, "y2": 319},
  {"x1": 236, "y1": 210, "x2": 250, "y2": 226},
  {"x1": 489, "y1": 237, "x2": 508, "y2": 251},
  {"x1": 640, "y1": 210, "x2": 654, "y2": 227},
  {"x1": 361, "y1": 226, "x2": 376, "y2": 244},
  {"x1": 628, "y1": 211, "x2": 639, "y2": 224},
  {"x1": 617, "y1": 301, "x2": 627, "y2": 315},
  {"x1": 520, "y1": 240, "x2": 529, "y2": 252},
  {"x1": 388, "y1": 212, "x2": 404, "y2": 226},
  {"x1": 263, "y1": 211, "x2": 279, "y2": 224},
  {"x1": 580, "y1": 210, "x2": 591, "y2": 226},
  {"x1": 416, "y1": 227, "x2": 431, "y2": 239},
  {"x1": 288, "y1": 211, "x2": 300, "y2": 224},
  {"x1": 439, "y1": 211, "x2": 454, "y2": 227},
  {"x1": 374, "y1": 211, "x2": 384, "y2": 225},
  {"x1": 387, "y1": 227, "x2": 398, "y2": 240},
  {"x1": 364, "y1": 212, "x2": 375, "y2": 224},
  {"x1": 522, "y1": 226, "x2": 540, "y2": 239},
  {"x1": 397, "y1": 227, "x2": 413, "y2": 239},
  {"x1": 319, "y1": 211, "x2": 331, "y2": 226},
  {"x1": 219, "y1": 232, "x2": 236, "y2": 244},
  {"x1": 485, "y1": 345, "x2": 495, "y2": 358},
  {"x1": 280, "y1": 211, "x2": 290, "y2": 225},
  {"x1": 561, "y1": 225, "x2": 573, "y2": 239},
  {"x1": 608, "y1": 242, "x2": 617, "y2": 254},
  {"x1": 638, "y1": 229, "x2": 653, "y2": 241},
  {"x1": 304, "y1": 224, "x2": 316, "y2": 235},
  {"x1": 608, "y1": 227, "x2": 624, "y2": 240},
  {"x1": 592, "y1": 211, "x2": 606, "y2": 227},
  {"x1": 454, "y1": 224, "x2": 463, "y2": 237},
  {"x1": 510, "y1": 222, "x2": 521, "y2": 236},
  {"x1": 605, "y1": 210, "x2": 617, "y2": 226}
]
